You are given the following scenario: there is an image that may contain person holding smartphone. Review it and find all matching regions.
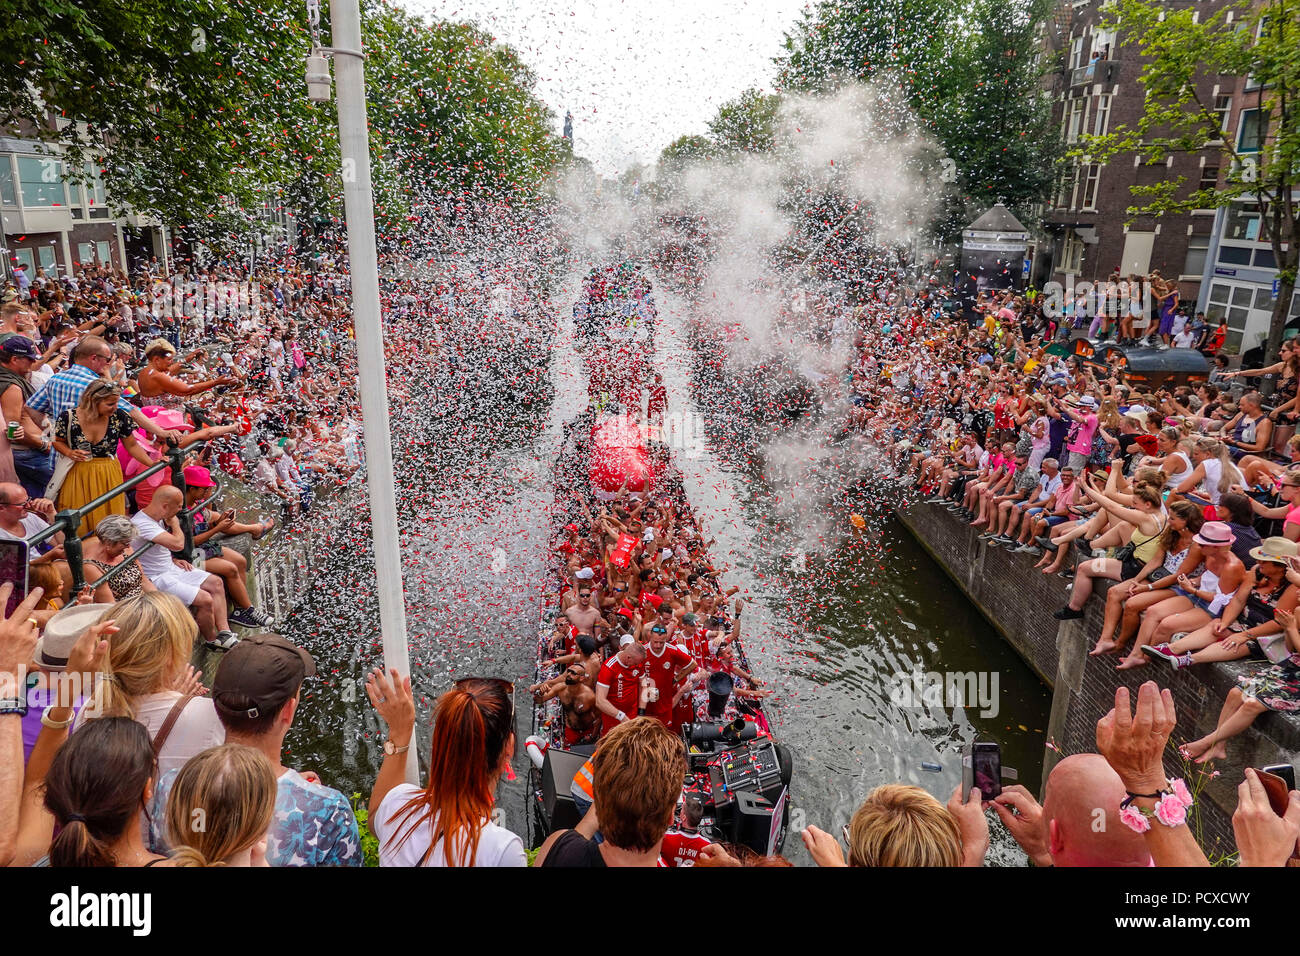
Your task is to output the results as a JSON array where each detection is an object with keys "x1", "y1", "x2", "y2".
[{"x1": 182, "y1": 466, "x2": 275, "y2": 629}]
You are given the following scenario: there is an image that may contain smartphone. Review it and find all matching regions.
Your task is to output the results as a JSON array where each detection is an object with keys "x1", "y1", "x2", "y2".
[
  {"x1": 1261, "y1": 763, "x2": 1297, "y2": 796},
  {"x1": 1256, "y1": 769, "x2": 1293, "y2": 818},
  {"x1": 962, "y1": 740, "x2": 1002, "y2": 802},
  {"x1": 0, "y1": 538, "x2": 29, "y2": 618}
]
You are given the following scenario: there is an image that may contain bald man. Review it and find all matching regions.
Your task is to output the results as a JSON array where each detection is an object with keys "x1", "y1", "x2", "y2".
[
  {"x1": 992, "y1": 753, "x2": 1153, "y2": 867},
  {"x1": 130, "y1": 484, "x2": 238, "y2": 650}
]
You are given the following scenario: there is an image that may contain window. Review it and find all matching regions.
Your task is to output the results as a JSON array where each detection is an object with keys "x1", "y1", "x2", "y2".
[
  {"x1": 1212, "y1": 94, "x2": 1232, "y2": 134},
  {"x1": 1065, "y1": 98, "x2": 1088, "y2": 142},
  {"x1": 1063, "y1": 232, "x2": 1085, "y2": 273},
  {"x1": 1198, "y1": 165, "x2": 1220, "y2": 194},
  {"x1": 76, "y1": 242, "x2": 94, "y2": 266},
  {"x1": 1069, "y1": 34, "x2": 1085, "y2": 70},
  {"x1": 0, "y1": 158, "x2": 14, "y2": 206},
  {"x1": 1184, "y1": 235, "x2": 1210, "y2": 276},
  {"x1": 1092, "y1": 94, "x2": 1112, "y2": 137},
  {"x1": 1054, "y1": 163, "x2": 1078, "y2": 208},
  {"x1": 1224, "y1": 201, "x2": 1261, "y2": 242},
  {"x1": 37, "y1": 245, "x2": 56, "y2": 272},
  {"x1": 1081, "y1": 164, "x2": 1102, "y2": 209},
  {"x1": 1238, "y1": 108, "x2": 1266, "y2": 153},
  {"x1": 12, "y1": 249, "x2": 35, "y2": 275},
  {"x1": 16, "y1": 155, "x2": 65, "y2": 207},
  {"x1": 96, "y1": 241, "x2": 112, "y2": 267}
]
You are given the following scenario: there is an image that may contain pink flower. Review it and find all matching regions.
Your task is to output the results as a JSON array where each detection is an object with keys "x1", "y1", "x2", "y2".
[
  {"x1": 1169, "y1": 778, "x2": 1193, "y2": 808},
  {"x1": 1120, "y1": 804, "x2": 1151, "y2": 833},
  {"x1": 1153, "y1": 796, "x2": 1188, "y2": 827}
]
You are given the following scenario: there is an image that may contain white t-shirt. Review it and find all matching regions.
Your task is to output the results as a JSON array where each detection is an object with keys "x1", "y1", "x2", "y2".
[
  {"x1": 373, "y1": 783, "x2": 526, "y2": 867},
  {"x1": 0, "y1": 513, "x2": 50, "y2": 540},
  {"x1": 130, "y1": 511, "x2": 183, "y2": 579}
]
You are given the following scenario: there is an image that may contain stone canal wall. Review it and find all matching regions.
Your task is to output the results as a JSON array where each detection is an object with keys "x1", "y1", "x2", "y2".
[{"x1": 898, "y1": 500, "x2": 1300, "y2": 859}]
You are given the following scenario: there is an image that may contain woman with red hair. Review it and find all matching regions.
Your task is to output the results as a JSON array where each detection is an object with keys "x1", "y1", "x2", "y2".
[{"x1": 365, "y1": 668, "x2": 524, "y2": 867}]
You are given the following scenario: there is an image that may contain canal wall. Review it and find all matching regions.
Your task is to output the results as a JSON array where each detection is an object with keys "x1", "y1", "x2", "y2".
[{"x1": 898, "y1": 499, "x2": 1300, "y2": 859}]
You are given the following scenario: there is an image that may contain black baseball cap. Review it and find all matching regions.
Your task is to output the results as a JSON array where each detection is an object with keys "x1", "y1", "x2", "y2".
[
  {"x1": 212, "y1": 634, "x2": 317, "y2": 720},
  {"x1": 0, "y1": 335, "x2": 41, "y2": 360}
]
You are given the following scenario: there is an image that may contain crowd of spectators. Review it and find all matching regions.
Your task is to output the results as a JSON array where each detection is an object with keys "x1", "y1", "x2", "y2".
[{"x1": 4, "y1": 254, "x2": 1297, "y2": 870}]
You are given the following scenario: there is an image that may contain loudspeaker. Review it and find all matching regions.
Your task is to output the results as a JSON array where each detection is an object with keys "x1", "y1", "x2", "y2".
[{"x1": 730, "y1": 789, "x2": 774, "y2": 855}]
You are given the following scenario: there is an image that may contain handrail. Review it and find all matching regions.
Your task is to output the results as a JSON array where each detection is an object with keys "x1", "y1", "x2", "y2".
[{"x1": 26, "y1": 441, "x2": 209, "y2": 592}]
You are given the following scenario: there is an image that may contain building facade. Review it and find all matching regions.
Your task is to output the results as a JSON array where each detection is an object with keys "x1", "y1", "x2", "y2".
[
  {"x1": 0, "y1": 133, "x2": 170, "y2": 282},
  {"x1": 1039, "y1": 0, "x2": 1230, "y2": 311},
  {"x1": 1195, "y1": 71, "x2": 1300, "y2": 353}
]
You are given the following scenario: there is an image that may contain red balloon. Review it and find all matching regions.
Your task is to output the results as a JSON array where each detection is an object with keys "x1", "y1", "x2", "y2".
[{"x1": 589, "y1": 413, "x2": 653, "y2": 495}]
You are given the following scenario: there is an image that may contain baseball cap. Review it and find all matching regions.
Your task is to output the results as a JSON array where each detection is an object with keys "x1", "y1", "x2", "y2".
[
  {"x1": 183, "y1": 465, "x2": 216, "y2": 488},
  {"x1": 681, "y1": 613, "x2": 698, "y2": 627},
  {"x1": 0, "y1": 335, "x2": 41, "y2": 361},
  {"x1": 574, "y1": 567, "x2": 595, "y2": 581},
  {"x1": 212, "y1": 634, "x2": 317, "y2": 721}
]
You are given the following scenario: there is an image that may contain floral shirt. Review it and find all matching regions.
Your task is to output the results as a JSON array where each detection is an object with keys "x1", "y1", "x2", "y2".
[{"x1": 150, "y1": 767, "x2": 361, "y2": 867}]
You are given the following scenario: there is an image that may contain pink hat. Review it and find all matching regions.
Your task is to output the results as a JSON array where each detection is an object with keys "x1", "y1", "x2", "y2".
[
  {"x1": 183, "y1": 465, "x2": 216, "y2": 488},
  {"x1": 139, "y1": 406, "x2": 193, "y2": 432},
  {"x1": 1193, "y1": 521, "x2": 1235, "y2": 548}
]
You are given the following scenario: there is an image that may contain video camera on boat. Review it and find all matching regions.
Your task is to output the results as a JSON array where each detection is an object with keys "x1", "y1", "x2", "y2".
[{"x1": 687, "y1": 717, "x2": 757, "y2": 747}]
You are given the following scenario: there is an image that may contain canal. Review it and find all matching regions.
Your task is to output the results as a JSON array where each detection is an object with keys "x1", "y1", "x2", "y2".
[{"x1": 281, "y1": 262, "x2": 1051, "y2": 865}]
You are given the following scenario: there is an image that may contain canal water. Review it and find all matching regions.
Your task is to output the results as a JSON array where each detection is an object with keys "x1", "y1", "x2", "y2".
[{"x1": 281, "y1": 265, "x2": 1051, "y2": 865}]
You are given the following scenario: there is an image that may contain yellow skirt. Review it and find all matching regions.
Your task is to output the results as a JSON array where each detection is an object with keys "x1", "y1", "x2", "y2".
[{"x1": 58, "y1": 456, "x2": 128, "y2": 538}]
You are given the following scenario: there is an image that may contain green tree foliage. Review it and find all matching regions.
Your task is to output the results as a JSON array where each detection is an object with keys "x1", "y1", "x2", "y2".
[
  {"x1": 0, "y1": 0, "x2": 562, "y2": 245},
  {"x1": 706, "y1": 89, "x2": 781, "y2": 155},
  {"x1": 776, "y1": 0, "x2": 1058, "y2": 238},
  {"x1": 366, "y1": 10, "x2": 563, "y2": 215},
  {"x1": 1079, "y1": 0, "x2": 1300, "y2": 360},
  {"x1": 658, "y1": 134, "x2": 713, "y2": 172}
]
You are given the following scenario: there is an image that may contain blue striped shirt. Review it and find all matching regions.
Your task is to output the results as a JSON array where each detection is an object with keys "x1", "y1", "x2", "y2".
[{"x1": 26, "y1": 364, "x2": 135, "y2": 421}]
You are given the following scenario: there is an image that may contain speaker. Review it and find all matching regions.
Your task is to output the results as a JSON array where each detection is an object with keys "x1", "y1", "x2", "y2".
[{"x1": 730, "y1": 789, "x2": 775, "y2": 855}]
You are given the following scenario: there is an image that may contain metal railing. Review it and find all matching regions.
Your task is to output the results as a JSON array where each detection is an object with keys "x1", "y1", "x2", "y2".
[{"x1": 27, "y1": 441, "x2": 215, "y2": 593}]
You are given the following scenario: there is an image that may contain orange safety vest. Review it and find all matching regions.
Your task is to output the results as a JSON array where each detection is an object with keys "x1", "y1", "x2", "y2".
[{"x1": 570, "y1": 758, "x2": 595, "y2": 803}]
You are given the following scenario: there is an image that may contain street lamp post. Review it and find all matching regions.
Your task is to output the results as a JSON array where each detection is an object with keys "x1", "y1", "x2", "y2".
[{"x1": 315, "y1": 0, "x2": 417, "y2": 783}]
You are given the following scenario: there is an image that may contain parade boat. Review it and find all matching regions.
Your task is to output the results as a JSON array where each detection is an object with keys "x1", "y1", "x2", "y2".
[{"x1": 525, "y1": 282, "x2": 793, "y2": 858}]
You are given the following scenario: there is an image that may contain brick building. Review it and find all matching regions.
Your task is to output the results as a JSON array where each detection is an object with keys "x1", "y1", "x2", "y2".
[
  {"x1": 1038, "y1": 0, "x2": 1230, "y2": 310},
  {"x1": 1196, "y1": 71, "x2": 1300, "y2": 353}
]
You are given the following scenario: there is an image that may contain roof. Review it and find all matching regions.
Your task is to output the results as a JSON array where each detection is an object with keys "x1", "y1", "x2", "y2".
[{"x1": 966, "y1": 203, "x2": 1028, "y2": 235}]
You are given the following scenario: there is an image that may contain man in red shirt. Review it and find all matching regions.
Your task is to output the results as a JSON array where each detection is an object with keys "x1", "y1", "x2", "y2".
[
  {"x1": 595, "y1": 639, "x2": 647, "y2": 736},
  {"x1": 660, "y1": 796, "x2": 713, "y2": 867},
  {"x1": 642, "y1": 623, "x2": 696, "y2": 728}
]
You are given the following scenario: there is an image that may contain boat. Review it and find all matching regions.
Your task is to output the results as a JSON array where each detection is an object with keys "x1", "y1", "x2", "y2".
[{"x1": 525, "y1": 276, "x2": 794, "y2": 859}]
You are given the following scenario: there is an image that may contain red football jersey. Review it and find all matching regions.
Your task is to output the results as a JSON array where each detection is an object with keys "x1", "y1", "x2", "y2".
[
  {"x1": 596, "y1": 653, "x2": 644, "y2": 735},
  {"x1": 642, "y1": 642, "x2": 693, "y2": 724},
  {"x1": 660, "y1": 828, "x2": 713, "y2": 867}
]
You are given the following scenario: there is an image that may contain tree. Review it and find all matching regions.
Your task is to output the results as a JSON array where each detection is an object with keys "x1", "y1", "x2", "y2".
[
  {"x1": 0, "y1": 0, "x2": 335, "y2": 236},
  {"x1": 0, "y1": 0, "x2": 563, "y2": 247},
  {"x1": 776, "y1": 0, "x2": 1058, "y2": 240},
  {"x1": 365, "y1": 10, "x2": 563, "y2": 216},
  {"x1": 706, "y1": 89, "x2": 781, "y2": 154},
  {"x1": 658, "y1": 134, "x2": 713, "y2": 172},
  {"x1": 1080, "y1": 0, "x2": 1300, "y2": 363},
  {"x1": 777, "y1": 0, "x2": 965, "y2": 112},
  {"x1": 932, "y1": 0, "x2": 1060, "y2": 237}
]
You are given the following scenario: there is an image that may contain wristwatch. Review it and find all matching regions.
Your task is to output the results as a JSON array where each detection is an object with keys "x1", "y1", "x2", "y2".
[{"x1": 382, "y1": 739, "x2": 410, "y2": 756}]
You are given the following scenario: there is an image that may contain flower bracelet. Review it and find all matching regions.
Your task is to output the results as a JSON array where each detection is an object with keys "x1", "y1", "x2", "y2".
[{"x1": 1119, "y1": 778, "x2": 1194, "y2": 833}]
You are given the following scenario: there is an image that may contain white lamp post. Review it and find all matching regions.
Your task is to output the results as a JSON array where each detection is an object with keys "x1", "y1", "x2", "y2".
[{"x1": 309, "y1": 0, "x2": 416, "y2": 783}]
